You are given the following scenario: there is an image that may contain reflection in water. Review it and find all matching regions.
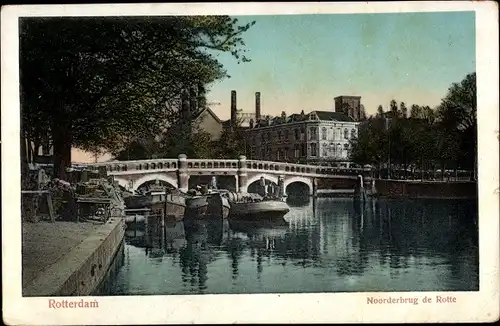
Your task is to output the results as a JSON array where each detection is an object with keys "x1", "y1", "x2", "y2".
[{"x1": 104, "y1": 198, "x2": 478, "y2": 295}]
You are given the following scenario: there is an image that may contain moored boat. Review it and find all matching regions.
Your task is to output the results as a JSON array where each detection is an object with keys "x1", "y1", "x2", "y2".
[
  {"x1": 226, "y1": 192, "x2": 290, "y2": 220},
  {"x1": 185, "y1": 192, "x2": 230, "y2": 219},
  {"x1": 150, "y1": 191, "x2": 186, "y2": 222}
]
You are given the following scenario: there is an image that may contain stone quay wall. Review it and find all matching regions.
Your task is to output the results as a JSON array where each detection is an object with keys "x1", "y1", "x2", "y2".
[
  {"x1": 23, "y1": 218, "x2": 125, "y2": 297},
  {"x1": 373, "y1": 179, "x2": 478, "y2": 199}
]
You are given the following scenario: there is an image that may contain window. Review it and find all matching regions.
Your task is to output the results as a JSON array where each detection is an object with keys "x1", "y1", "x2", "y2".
[
  {"x1": 301, "y1": 143, "x2": 307, "y2": 156},
  {"x1": 261, "y1": 133, "x2": 265, "y2": 142},
  {"x1": 344, "y1": 128, "x2": 349, "y2": 139},
  {"x1": 311, "y1": 143, "x2": 317, "y2": 157},
  {"x1": 284, "y1": 148, "x2": 288, "y2": 160},
  {"x1": 284, "y1": 130, "x2": 289, "y2": 140},
  {"x1": 322, "y1": 127, "x2": 327, "y2": 140},
  {"x1": 322, "y1": 143, "x2": 328, "y2": 157},
  {"x1": 344, "y1": 143, "x2": 349, "y2": 150},
  {"x1": 278, "y1": 130, "x2": 282, "y2": 141},
  {"x1": 276, "y1": 150, "x2": 281, "y2": 160},
  {"x1": 351, "y1": 128, "x2": 356, "y2": 139},
  {"x1": 310, "y1": 127, "x2": 317, "y2": 140},
  {"x1": 300, "y1": 128, "x2": 305, "y2": 141},
  {"x1": 294, "y1": 144, "x2": 300, "y2": 158},
  {"x1": 261, "y1": 148, "x2": 265, "y2": 158},
  {"x1": 295, "y1": 129, "x2": 300, "y2": 140},
  {"x1": 336, "y1": 143, "x2": 342, "y2": 157},
  {"x1": 337, "y1": 128, "x2": 341, "y2": 140}
]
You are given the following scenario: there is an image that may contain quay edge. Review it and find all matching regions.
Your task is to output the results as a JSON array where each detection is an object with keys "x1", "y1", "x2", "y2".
[{"x1": 23, "y1": 218, "x2": 125, "y2": 297}]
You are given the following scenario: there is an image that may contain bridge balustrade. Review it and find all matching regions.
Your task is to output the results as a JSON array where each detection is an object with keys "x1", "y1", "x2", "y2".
[{"x1": 84, "y1": 156, "x2": 370, "y2": 180}]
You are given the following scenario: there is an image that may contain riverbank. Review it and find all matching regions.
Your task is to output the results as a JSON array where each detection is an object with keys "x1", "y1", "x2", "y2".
[
  {"x1": 22, "y1": 218, "x2": 125, "y2": 296},
  {"x1": 373, "y1": 179, "x2": 477, "y2": 199}
]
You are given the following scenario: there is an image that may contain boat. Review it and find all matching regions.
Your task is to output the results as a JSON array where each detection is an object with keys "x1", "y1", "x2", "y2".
[
  {"x1": 125, "y1": 185, "x2": 186, "y2": 221},
  {"x1": 123, "y1": 194, "x2": 151, "y2": 209},
  {"x1": 149, "y1": 191, "x2": 186, "y2": 222},
  {"x1": 226, "y1": 192, "x2": 290, "y2": 220},
  {"x1": 185, "y1": 192, "x2": 230, "y2": 219},
  {"x1": 123, "y1": 185, "x2": 164, "y2": 208}
]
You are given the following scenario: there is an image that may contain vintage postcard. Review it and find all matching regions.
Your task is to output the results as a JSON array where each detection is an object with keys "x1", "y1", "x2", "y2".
[{"x1": 2, "y1": 1, "x2": 499, "y2": 324}]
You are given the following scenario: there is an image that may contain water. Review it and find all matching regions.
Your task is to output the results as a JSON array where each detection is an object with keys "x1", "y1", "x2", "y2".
[{"x1": 101, "y1": 198, "x2": 478, "y2": 295}]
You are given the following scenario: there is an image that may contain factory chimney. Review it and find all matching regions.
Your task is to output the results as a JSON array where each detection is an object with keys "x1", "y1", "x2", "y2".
[
  {"x1": 230, "y1": 90, "x2": 237, "y2": 130},
  {"x1": 255, "y1": 92, "x2": 261, "y2": 121}
]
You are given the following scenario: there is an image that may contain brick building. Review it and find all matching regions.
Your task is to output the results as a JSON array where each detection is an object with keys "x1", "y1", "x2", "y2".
[
  {"x1": 334, "y1": 95, "x2": 362, "y2": 121},
  {"x1": 244, "y1": 93, "x2": 361, "y2": 166}
]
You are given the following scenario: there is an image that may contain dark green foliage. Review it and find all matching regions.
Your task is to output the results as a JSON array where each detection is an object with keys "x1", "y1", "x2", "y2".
[
  {"x1": 349, "y1": 73, "x2": 477, "y2": 176},
  {"x1": 20, "y1": 16, "x2": 255, "y2": 178}
]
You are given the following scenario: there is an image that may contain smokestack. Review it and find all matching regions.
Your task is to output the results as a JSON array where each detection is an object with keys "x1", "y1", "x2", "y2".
[
  {"x1": 255, "y1": 92, "x2": 261, "y2": 121},
  {"x1": 230, "y1": 90, "x2": 237, "y2": 128}
]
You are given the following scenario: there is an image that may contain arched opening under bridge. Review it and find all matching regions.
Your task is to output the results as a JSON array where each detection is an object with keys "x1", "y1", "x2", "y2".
[
  {"x1": 285, "y1": 181, "x2": 311, "y2": 199},
  {"x1": 247, "y1": 174, "x2": 279, "y2": 196}
]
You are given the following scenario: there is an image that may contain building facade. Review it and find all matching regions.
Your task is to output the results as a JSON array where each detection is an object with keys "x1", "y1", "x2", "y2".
[
  {"x1": 245, "y1": 110, "x2": 360, "y2": 166},
  {"x1": 334, "y1": 95, "x2": 362, "y2": 121},
  {"x1": 193, "y1": 107, "x2": 224, "y2": 141}
]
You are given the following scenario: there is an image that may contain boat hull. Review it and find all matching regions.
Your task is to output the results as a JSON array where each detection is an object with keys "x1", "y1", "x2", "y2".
[
  {"x1": 124, "y1": 195, "x2": 150, "y2": 209},
  {"x1": 186, "y1": 194, "x2": 230, "y2": 219},
  {"x1": 150, "y1": 194, "x2": 186, "y2": 222},
  {"x1": 229, "y1": 200, "x2": 290, "y2": 220}
]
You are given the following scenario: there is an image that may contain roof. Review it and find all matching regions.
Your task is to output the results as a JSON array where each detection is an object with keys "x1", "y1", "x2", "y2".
[
  {"x1": 192, "y1": 107, "x2": 222, "y2": 124},
  {"x1": 310, "y1": 111, "x2": 355, "y2": 122},
  {"x1": 334, "y1": 95, "x2": 361, "y2": 100}
]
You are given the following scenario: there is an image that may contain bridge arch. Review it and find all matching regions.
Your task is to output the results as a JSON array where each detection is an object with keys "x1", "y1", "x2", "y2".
[
  {"x1": 132, "y1": 173, "x2": 178, "y2": 192},
  {"x1": 246, "y1": 173, "x2": 279, "y2": 188},
  {"x1": 284, "y1": 176, "x2": 313, "y2": 196}
]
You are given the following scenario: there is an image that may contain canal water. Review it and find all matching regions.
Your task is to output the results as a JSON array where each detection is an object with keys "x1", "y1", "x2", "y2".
[{"x1": 100, "y1": 198, "x2": 478, "y2": 295}]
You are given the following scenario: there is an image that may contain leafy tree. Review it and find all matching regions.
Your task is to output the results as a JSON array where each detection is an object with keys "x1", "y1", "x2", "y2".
[
  {"x1": 212, "y1": 116, "x2": 247, "y2": 158},
  {"x1": 389, "y1": 99, "x2": 399, "y2": 118},
  {"x1": 437, "y1": 72, "x2": 477, "y2": 171},
  {"x1": 349, "y1": 72, "x2": 476, "y2": 179},
  {"x1": 400, "y1": 102, "x2": 408, "y2": 118},
  {"x1": 20, "y1": 16, "x2": 255, "y2": 179},
  {"x1": 376, "y1": 105, "x2": 384, "y2": 118},
  {"x1": 360, "y1": 104, "x2": 367, "y2": 120},
  {"x1": 410, "y1": 104, "x2": 421, "y2": 119}
]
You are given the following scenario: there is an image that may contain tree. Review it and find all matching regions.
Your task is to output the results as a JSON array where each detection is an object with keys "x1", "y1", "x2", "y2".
[
  {"x1": 20, "y1": 16, "x2": 255, "y2": 179},
  {"x1": 376, "y1": 105, "x2": 384, "y2": 118},
  {"x1": 400, "y1": 102, "x2": 408, "y2": 119},
  {"x1": 349, "y1": 72, "x2": 476, "y2": 179},
  {"x1": 437, "y1": 72, "x2": 477, "y2": 171},
  {"x1": 437, "y1": 72, "x2": 476, "y2": 132},
  {"x1": 212, "y1": 116, "x2": 247, "y2": 158},
  {"x1": 389, "y1": 99, "x2": 399, "y2": 118},
  {"x1": 360, "y1": 104, "x2": 367, "y2": 120},
  {"x1": 410, "y1": 104, "x2": 421, "y2": 119}
]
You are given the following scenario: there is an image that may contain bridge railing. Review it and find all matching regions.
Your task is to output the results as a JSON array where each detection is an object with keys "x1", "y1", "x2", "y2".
[
  {"x1": 245, "y1": 159, "x2": 368, "y2": 177},
  {"x1": 186, "y1": 159, "x2": 239, "y2": 170},
  {"x1": 82, "y1": 156, "x2": 370, "y2": 177},
  {"x1": 86, "y1": 159, "x2": 178, "y2": 173}
]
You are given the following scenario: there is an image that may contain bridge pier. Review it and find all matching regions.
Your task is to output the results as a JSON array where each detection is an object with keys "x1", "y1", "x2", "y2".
[
  {"x1": 177, "y1": 154, "x2": 189, "y2": 193},
  {"x1": 278, "y1": 175, "x2": 285, "y2": 198},
  {"x1": 312, "y1": 178, "x2": 318, "y2": 197},
  {"x1": 237, "y1": 155, "x2": 248, "y2": 193}
]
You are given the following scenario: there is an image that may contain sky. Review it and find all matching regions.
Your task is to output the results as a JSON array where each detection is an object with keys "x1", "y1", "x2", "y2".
[{"x1": 205, "y1": 12, "x2": 476, "y2": 120}]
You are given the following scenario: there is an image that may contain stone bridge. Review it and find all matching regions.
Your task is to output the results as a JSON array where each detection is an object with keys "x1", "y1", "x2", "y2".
[{"x1": 84, "y1": 155, "x2": 371, "y2": 196}]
